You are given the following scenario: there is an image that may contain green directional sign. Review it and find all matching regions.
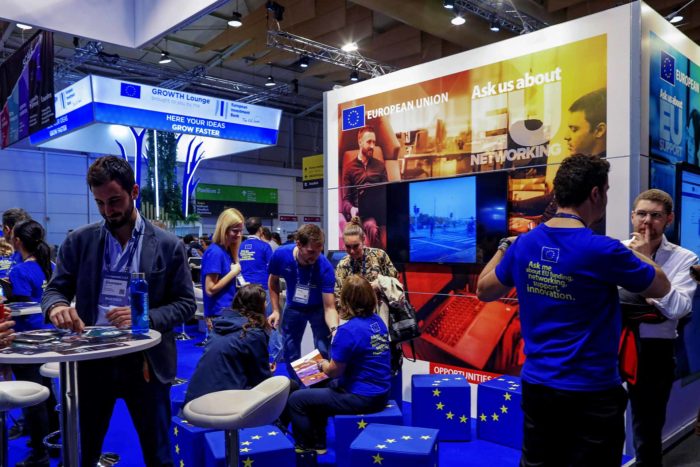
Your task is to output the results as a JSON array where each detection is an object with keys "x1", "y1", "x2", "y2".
[{"x1": 195, "y1": 183, "x2": 278, "y2": 204}]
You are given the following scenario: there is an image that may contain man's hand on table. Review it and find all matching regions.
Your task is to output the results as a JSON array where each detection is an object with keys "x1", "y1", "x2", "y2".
[
  {"x1": 49, "y1": 305, "x2": 86, "y2": 333},
  {"x1": 0, "y1": 319, "x2": 15, "y2": 348},
  {"x1": 106, "y1": 306, "x2": 132, "y2": 329}
]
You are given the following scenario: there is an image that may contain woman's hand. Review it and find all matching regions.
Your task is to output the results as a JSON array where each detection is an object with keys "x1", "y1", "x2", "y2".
[
  {"x1": 317, "y1": 359, "x2": 329, "y2": 374},
  {"x1": 230, "y1": 263, "x2": 241, "y2": 276}
]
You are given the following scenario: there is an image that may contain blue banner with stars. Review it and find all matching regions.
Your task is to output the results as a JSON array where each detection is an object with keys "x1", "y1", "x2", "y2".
[
  {"x1": 476, "y1": 375, "x2": 523, "y2": 449},
  {"x1": 411, "y1": 375, "x2": 471, "y2": 441},
  {"x1": 341, "y1": 105, "x2": 365, "y2": 131}
]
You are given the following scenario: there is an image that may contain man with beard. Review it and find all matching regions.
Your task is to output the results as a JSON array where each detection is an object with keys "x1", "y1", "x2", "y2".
[
  {"x1": 42, "y1": 156, "x2": 195, "y2": 466},
  {"x1": 477, "y1": 155, "x2": 670, "y2": 466},
  {"x1": 341, "y1": 126, "x2": 388, "y2": 247},
  {"x1": 622, "y1": 189, "x2": 697, "y2": 466}
]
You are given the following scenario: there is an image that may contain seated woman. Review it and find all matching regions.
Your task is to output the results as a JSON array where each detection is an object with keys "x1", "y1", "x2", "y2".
[
  {"x1": 287, "y1": 275, "x2": 392, "y2": 454},
  {"x1": 185, "y1": 283, "x2": 273, "y2": 404}
]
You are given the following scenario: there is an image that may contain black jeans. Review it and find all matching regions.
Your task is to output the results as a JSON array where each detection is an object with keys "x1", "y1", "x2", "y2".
[
  {"x1": 287, "y1": 387, "x2": 389, "y2": 449},
  {"x1": 77, "y1": 353, "x2": 172, "y2": 467},
  {"x1": 520, "y1": 381, "x2": 628, "y2": 467},
  {"x1": 11, "y1": 363, "x2": 58, "y2": 452},
  {"x1": 628, "y1": 338, "x2": 676, "y2": 466}
]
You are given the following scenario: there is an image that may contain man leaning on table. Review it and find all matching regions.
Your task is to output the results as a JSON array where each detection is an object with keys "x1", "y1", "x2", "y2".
[{"x1": 41, "y1": 156, "x2": 196, "y2": 467}]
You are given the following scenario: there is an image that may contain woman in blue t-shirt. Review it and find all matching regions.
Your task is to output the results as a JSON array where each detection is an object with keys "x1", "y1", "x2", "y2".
[
  {"x1": 287, "y1": 275, "x2": 392, "y2": 454},
  {"x1": 201, "y1": 208, "x2": 245, "y2": 329},
  {"x1": 8, "y1": 219, "x2": 58, "y2": 465}
]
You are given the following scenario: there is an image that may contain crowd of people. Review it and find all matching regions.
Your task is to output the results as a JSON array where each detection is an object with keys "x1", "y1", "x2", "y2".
[{"x1": 1, "y1": 152, "x2": 699, "y2": 466}]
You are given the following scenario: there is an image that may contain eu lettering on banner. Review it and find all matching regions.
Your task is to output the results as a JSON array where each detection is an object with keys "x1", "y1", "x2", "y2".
[
  {"x1": 661, "y1": 51, "x2": 675, "y2": 86},
  {"x1": 342, "y1": 105, "x2": 365, "y2": 131},
  {"x1": 120, "y1": 83, "x2": 141, "y2": 99}
]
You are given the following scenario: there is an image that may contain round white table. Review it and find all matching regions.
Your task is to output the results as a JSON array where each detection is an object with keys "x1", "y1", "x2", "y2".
[{"x1": 0, "y1": 329, "x2": 161, "y2": 467}]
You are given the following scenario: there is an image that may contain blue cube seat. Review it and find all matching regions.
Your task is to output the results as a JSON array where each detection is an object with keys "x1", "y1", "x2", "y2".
[
  {"x1": 350, "y1": 423, "x2": 439, "y2": 467},
  {"x1": 171, "y1": 415, "x2": 218, "y2": 467},
  {"x1": 204, "y1": 425, "x2": 295, "y2": 467},
  {"x1": 334, "y1": 400, "x2": 403, "y2": 467},
  {"x1": 411, "y1": 374, "x2": 471, "y2": 441},
  {"x1": 476, "y1": 375, "x2": 523, "y2": 449}
]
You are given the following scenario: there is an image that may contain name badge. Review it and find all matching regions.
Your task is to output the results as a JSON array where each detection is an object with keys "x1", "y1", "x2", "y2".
[
  {"x1": 99, "y1": 271, "x2": 130, "y2": 308},
  {"x1": 293, "y1": 284, "x2": 310, "y2": 305}
]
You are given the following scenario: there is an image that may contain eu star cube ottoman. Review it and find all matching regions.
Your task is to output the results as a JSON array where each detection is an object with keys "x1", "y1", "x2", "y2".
[
  {"x1": 203, "y1": 424, "x2": 295, "y2": 467},
  {"x1": 171, "y1": 415, "x2": 219, "y2": 467},
  {"x1": 350, "y1": 423, "x2": 439, "y2": 467},
  {"x1": 476, "y1": 375, "x2": 523, "y2": 449},
  {"x1": 411, "y1": 374, "x2": 471, "y2": 441},
  {"x1": 335, "y1": 400, "x2": 403, "y2": 467}
]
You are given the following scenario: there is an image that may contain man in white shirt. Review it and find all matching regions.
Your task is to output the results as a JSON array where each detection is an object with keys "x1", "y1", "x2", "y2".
[{"x1": 624, "y1": 189, "x2": 698, "y2": 466}]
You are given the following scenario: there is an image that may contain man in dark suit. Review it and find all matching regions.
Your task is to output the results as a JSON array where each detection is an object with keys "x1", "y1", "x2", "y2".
[{"x1": 42, "y1": 156, "x2": 196, "y2": 466}]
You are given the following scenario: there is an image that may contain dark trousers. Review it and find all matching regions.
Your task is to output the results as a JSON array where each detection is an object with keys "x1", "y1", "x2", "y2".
[
  {"x1": 77, "y1": 353, "x2": 172, "y2": 467},
  {"x1": 287, "y1": 387, "x2": 388, "y2": 449},
  {"x1": 520, "y1": 381, "x2": 627, "y2": 467},
  {"x1": 11, "y1": 363, "x2": 58, "y2": 452},
  {"x1": 628, "y1": 338, "x2": 675, "y2": 466},
  {"x1": 281, "y1": 307, "x2": 331, "y2": 382}
]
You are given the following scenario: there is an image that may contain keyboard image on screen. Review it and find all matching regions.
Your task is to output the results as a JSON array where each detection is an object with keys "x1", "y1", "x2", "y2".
[{"x1": 421, "y1": 294, "x2": 516, "y2": 369}]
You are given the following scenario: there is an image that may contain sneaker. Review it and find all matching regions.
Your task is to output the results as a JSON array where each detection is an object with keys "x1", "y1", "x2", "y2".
[
  {"x1": 15, "y1": 450, "x2": 50, "y2": 467},
  {"x1": 8, "y1": 422, "x2": 26, "y2": 439}
]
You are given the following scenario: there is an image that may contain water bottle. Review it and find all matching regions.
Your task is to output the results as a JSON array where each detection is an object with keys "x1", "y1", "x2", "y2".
[{"x1": 130, "y1": 272, "x2": 149, "y2": 334}]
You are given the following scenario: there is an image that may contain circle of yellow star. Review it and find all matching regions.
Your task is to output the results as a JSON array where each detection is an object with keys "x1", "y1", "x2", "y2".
[
  {"x1": 480, "y1": 413, "x2": 487, "y2": 422},
  {"x1": 500, "y1": 405, "x2": 508, "y2": 414},
  {"x1": 373, "y1": 453, "x2": 384, "y2": 464},
  {"x1": 491, "y1": 413, "x2": 500, "y2": 421},
  {"x1": 460, "y1": 415, "x2": 468, "y2": 423},
  {"x1": 432, "y1": 388, "x2": 441, "y2": 397},
  {"x1": 436, "y1": 402, "x2": 444, "y2": 410},
  {"x1": 446, "y1": 411, "x2": 454, "y2": 420},
  {"x1": 503, "y1": 392, "x2": 512, "y2": 401},
  {"x1": 243, "y1": 457, "x2": 254, "y2": 467},
  {"x1": 357, "y1": 419, "x2": 368, "y2": 429}
]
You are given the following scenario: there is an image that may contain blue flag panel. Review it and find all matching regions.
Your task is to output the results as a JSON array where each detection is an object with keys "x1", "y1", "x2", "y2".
[
  {"x1": 411, "y1": 375, "x2": 471, "y2": 441},
  {"x1": 476, "y1": 376, "x2": 523, "y2": 450},
  {"x1": 350, "y1": 423, "x2": 439, "y2": 467}
]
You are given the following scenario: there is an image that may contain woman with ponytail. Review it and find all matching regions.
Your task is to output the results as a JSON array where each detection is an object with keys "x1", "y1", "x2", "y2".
[
  {"x1": 8, "y1": 219, "x2": 58, "y2": 467},
  {"x1": 185, "y1": 283, "x2": 276, "y2": 404}
]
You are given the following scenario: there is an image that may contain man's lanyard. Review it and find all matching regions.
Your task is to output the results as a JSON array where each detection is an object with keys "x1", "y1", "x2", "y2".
[
  {"x1": 294, "y1": 250, "x2": 317, "y2": 287},
  {"x1": 553, "y1": 212, "x2": 587, "y2": 227},
  {"x1": 104, "y1": 228, "x2": 142, "y2": 273}
]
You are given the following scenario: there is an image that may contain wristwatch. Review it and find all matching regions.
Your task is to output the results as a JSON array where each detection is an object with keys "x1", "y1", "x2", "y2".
[
  {"x1": 498, "y1": 237, "x2": 512, "y2": 252},
  {"x1": 46, "y1": 302, "x2": 69, "y2": 315}
]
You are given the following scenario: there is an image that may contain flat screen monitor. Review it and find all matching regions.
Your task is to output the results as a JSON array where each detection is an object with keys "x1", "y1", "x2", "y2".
[
  {"x1": 676, "y1": 163, "x2": 700, "y2": 258},
  {"x1": 326, "y1": 250, "x2": 348, "y2": 269}
]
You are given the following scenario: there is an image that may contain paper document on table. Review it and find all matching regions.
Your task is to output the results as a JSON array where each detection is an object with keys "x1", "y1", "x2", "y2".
[{"x1": 291, "y1": 349, "x2": 329, "y2": 387}]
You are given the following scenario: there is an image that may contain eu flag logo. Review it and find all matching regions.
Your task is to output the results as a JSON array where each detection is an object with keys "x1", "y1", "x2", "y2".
[
  {"x1": 660, "y1": 51, "x2": 675, "y2": 85},
  {"x1": 342, "y1": 105, "x2": 365, "y2": 131},
  {"x1": 541, "y1": 246, "x2": 560, "y2": 263},
  {"x1": 120, "y1": 83, "x2": 141, "y2": 99}
]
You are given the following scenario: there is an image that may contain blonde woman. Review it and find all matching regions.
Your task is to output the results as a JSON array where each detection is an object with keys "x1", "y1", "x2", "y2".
[{"x1": 202, "y1": 208, "x2": 244, "y2": 328}]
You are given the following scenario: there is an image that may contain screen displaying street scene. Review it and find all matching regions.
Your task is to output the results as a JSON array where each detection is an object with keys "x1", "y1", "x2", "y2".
[
  {"x1": 409, "y1": 176, "x2": 477, "y2": 263},
  {"x1": 679, "y1": 167, "x2": 700, "y2": 257}
]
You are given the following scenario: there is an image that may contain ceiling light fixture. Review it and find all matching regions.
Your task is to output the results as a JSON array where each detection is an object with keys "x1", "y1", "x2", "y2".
[
  {"x1": 666, "y1": 0, "x2": 695, "y2": 25},
  {"x1": 16, "y1": 23, "x2": 32, "y2": 30},
  {"x1": 299, "y1": 56, "x2": 309, "y2": 68},
  {"x1": 228, "y1": 12, "x2": 243, "y2": 28},
  {"x1": 451, "y1": 14, "x2": 466, "y2": 26},
  {"x1": 443, "y1": 0, "x2": 455, "y2": 9},
  {"x1": 265, "y1": 64, "x2": 276, "y2": 87},
  {"x1": 490, "y1": 21, "x2": 500, "y2": 32},
  {"x1": 350, "y1": 70, "x2": 359, "y2": 82},
  {"x1": 341, "y1": 42, "x2": 358, "y2": 52},
  {"x1": 159, "y1": 51, "x2": 172, "y2": 64},
  {"x1": 670, "y1": 14, "x2": 684, "y2": 23}
]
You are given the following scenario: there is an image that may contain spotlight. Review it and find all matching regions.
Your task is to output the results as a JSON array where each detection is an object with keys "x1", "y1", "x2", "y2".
[
  {"x1": 670, "y1": 14, "x2": 683, "y2": 23},
  {"x1": 16, "y1": 23, "x2": 32, "y2": 30},
  {"x1": 341, "y1": 42, "x2": 358, "y2": 52},
  {"x1": 490, "y1": 21, "x2": 500, "y2": 32},
  {"x1": 350, "y1": 70, "x2": 359, "y2": 82},
  {"x1": 299, "y1": 56, "x2": 309, "y2": 68},
  {"x1": 159, "y1": 52, "x2": 172, "y2": 64},
  {"x1": 443, "y1": 0, "x2": 455, "y2": 9},
  {"x1": 228, "y1": 11, "x2": 243, "y2": 28},
  {"x1": 451, "y1": 15, "x2": 466, "y2": 26},
  {"x1": 265, "y1": 75, "x2": 276, "y2": 87}
]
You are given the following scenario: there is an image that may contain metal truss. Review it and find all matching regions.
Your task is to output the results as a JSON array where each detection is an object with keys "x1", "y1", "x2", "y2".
[
  {"x1": 266, "y1": 29, "x2": 397, "y2": 78},
  {"x1": 454, "y1": 0, "x2": 548, "y2": 34},
  {"x1": 159, "y1": 65, "x2": 207, "y2": 90}
]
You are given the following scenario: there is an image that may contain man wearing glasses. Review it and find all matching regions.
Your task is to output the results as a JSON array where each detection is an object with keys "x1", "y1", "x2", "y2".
[{"x1": 623, "y1": 189, "x2": 698, "y2": 465}]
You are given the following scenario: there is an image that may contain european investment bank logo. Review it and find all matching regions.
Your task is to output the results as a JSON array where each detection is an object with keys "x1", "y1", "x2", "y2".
[
  {"x1": 660, "y1": 50, "x2": 675, "y2": 86},
  {"x1": 120, "y1": 83, "x2": 141, "y2": 99},
  {"x1": 342, "y1": 105, "x2": 365, "y2": 131}
]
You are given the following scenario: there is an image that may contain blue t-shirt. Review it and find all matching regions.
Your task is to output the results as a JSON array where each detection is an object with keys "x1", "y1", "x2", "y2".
[
  {"x1": 9, "y1": 260, "x2": 49, "y2": 332},
  {"x1": 201, "y1": 243, "x2": 237, "y2": 317},
  {"x1": 332, "y1": 314, "x2": 391, "y2": 396},
  {"x1": 268, "y1": 244, "x2": 335, "y2": 311},
  {"x1": 239, "y1": 237, "x2": 272, "y2": 290},
  {"x1": 495, "y1": 225, "x2": 655, "y2": 391}
]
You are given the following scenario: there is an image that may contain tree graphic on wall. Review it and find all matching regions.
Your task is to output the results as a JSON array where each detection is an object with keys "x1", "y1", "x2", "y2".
[{"x1": 141, "y1": 130, "x2": 184, "y2": 220}]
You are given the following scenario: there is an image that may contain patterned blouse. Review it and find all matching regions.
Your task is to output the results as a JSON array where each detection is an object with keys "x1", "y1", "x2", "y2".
[{"x1": 334, "y1": 247, "x2": 398, "y2": 298}]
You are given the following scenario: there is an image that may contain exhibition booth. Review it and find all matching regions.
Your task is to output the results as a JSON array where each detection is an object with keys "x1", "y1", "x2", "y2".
[{"x1": 324, "y1": 0, "x2": 700, "y2": 456}]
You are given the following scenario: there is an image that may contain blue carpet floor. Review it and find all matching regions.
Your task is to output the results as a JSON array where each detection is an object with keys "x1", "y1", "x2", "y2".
[{"x1": 5, "y1": 324, "x2": 644, "y2": 466}]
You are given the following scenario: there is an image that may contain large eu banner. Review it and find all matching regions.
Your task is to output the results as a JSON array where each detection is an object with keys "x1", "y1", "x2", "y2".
[{"x1": 0, "y1": 30, "x2": 55, "y2": 148}]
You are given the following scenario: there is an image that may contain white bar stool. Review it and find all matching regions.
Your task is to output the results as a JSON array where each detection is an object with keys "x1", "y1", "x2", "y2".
[
  {"x1": 0, "y1": 381, "x2": 50, "y2": 467},
  {"x1": 183, "y1": 376, "x2": 290, "y2": 467}
]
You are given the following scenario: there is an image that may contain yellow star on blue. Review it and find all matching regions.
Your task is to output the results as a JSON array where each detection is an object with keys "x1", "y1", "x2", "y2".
[
  {"x1": 241, "y1": 441, "x2": 252, "y2": 446},
  {"x1": 173, "y1": 426, "x2": 179, "y2": 436},
  {"x1": 240, "y1": 448, "x2": 251, "y2": 453},
  {"x1": 432, "y1": 388, "x2": 441, "y2": 396},
  {"x1": 500, "y1": 405, "x2": 508, "y2": 414},
  {"x1": 179, "y1": 460, "x2": 184, "y2": 467},
  {"x1": 480, "y1": 413, "x2": 487, "y2": 422},
  {"x1": 376, "y1": 444, "x2": 387, "y2": 449},
  {"x1": 358, "y1": 419, "x2": 368, "y2": 429},
  {"x1": 491, "y1": 413, "x2": 499, "y2": 421},
  {"x1": 436, "y1": 402, "x2": 444, "y2": 410},
  {"x1": 401, "y1": 435, "x2": 412, "y2": 440},
  {"x1": 175, "y1": 444, "x2": 180, "y2": 455},
  {"x1": 446, "y1": 411, "x2": 454, "y2": 420},
  {"x1": 420, "y1": 435, "x2": 431, "y2": 440},
  {"x1": 251, "y1": 435, "x2": 262, "y2": 440},
  {"x1": 243, "y1": 458, "x2": 254, "y2": 467},
  {"x1": 503, "y1": 392, "x2": 512, "y2": 401},
  {"x1": 385, "y1": 438, "x2": 396, "y2": 444},
  {"x1": 460, "y1": 415, "x2": 468, "y2": 423},
  {"x1": 373, "y1": 453, "x2": 384, "y2": 464}
]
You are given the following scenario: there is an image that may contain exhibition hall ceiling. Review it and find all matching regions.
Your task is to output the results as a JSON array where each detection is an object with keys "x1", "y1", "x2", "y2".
[{"x1": 0, "y1": 0, "x2": 697, "y2": 120}]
